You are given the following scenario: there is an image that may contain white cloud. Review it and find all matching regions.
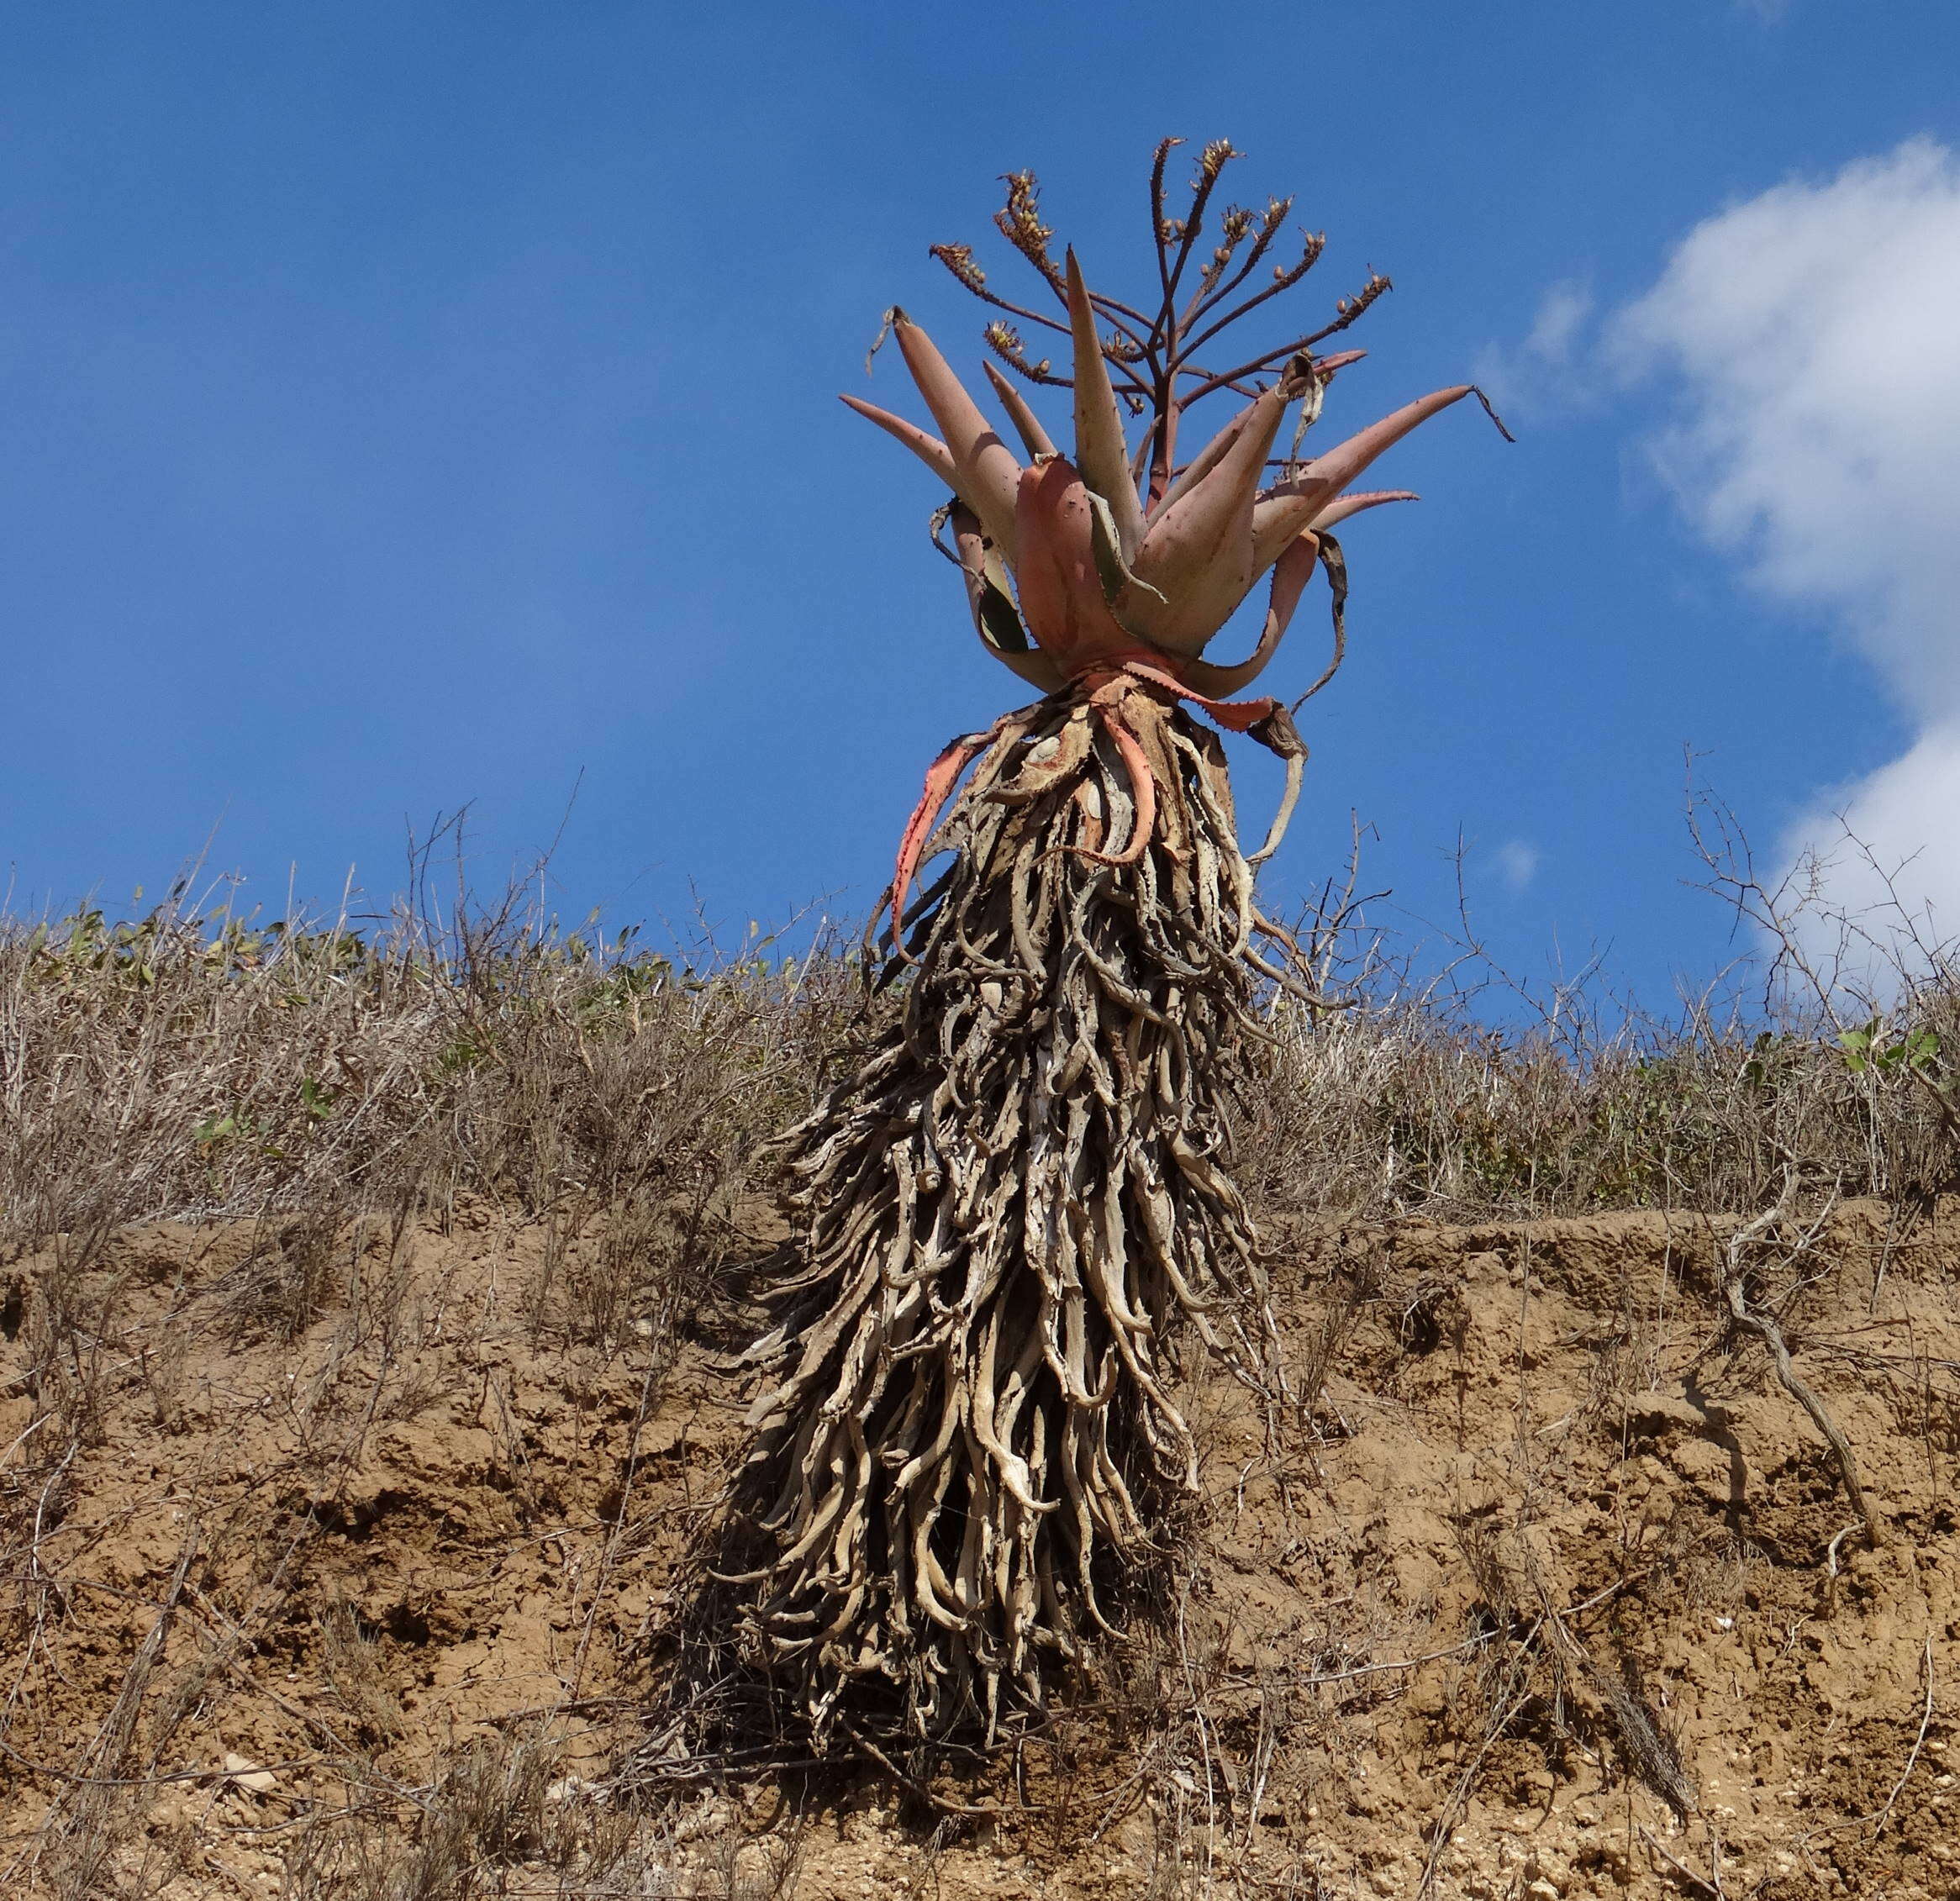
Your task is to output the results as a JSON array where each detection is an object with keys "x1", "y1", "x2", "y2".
[
  {"x1": 1788, "y1": 726, "x2": 1960, "y2": 929},
  {"x1": 1495, "y1": 840, "x2": 1541, "y2": 893},
  {"x1": 1475, "y1": 280, "x2": 1598, "y2": 419},
  {"x1": 1613, "y1": 140, "x2": 1960, "y2": 954},
  {"x1": 1526, "y1": 282, "x2": 1594, "y2": 363}
]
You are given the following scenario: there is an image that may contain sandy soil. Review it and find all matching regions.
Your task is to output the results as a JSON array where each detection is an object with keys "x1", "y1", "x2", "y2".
[{"x1": 3, "y1": 1194, "x2": 1957, "y2": 1898}]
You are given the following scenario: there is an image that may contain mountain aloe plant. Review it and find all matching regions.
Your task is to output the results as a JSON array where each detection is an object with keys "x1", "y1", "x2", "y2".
[{"x1": 719, "y1": 140, "x2": 1499, "y2": 1742}]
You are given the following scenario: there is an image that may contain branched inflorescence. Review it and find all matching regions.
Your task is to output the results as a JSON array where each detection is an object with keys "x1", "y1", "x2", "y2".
[{"x1": 715, "y1": 140, "x2": 1498, "y2": 1742}]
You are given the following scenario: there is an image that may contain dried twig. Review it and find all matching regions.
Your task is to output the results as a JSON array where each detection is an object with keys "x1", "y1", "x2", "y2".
[
  {"x1": 1639, "y1": 1823, "x2": 1726, "y2": 1898},
  {"x1": 1871, "y1": 1636, "x2": 1936, "y2": 1837},
  {"x1": 1717, "y1": 1181, "x2": 1886, "y2": 1547}
]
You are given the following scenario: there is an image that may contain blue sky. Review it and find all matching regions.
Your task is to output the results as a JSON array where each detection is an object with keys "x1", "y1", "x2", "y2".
[{"x1": 5, "y1": 3, "x2": 1959, "y2": 1002}]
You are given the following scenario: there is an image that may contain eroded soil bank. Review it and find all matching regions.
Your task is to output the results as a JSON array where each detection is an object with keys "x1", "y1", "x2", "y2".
[{"x1": 3, "y1": 1196, "x2": 1957, "y2": 1898}]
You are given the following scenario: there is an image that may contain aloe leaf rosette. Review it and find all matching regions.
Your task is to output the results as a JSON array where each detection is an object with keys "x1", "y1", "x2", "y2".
[{"x1": 717, "y1": 142, "x2": 1497, "y2": 1743}]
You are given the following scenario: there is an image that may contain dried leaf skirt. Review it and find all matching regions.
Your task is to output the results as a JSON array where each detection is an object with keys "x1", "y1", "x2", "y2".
[{"x1": 724, "y1": 684, "x2": 1283, "y2": 1740}]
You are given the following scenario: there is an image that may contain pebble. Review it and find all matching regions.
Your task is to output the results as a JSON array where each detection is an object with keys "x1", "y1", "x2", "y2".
[{"x1": 221, "y1": 1753, "x2": 277, "y2": 1795}]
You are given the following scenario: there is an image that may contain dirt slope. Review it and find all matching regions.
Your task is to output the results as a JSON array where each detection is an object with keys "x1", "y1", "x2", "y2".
[{"x1": 3, "y1": 1196, "x2": 1957, "y2": 1898}]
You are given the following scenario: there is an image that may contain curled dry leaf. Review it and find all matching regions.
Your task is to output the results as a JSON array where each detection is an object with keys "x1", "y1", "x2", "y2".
[{"x1": 719, "y1": 683, "x2": 1300, "y2": 1740}]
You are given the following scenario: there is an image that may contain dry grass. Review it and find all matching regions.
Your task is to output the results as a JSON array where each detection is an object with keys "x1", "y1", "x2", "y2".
[
  {"x1": 11, "y1": 877, "x2": 1957, "y2": 1270},
  {"x1": 1241, "y1": 804, "x2": 1960, "y2": 1224},
  {"x1": 1243, "y1": 976, "x2": 1960, "y2": 1228},
  {"x1": 0, "y1": 889, "x2": 856, "y2": 1256}
]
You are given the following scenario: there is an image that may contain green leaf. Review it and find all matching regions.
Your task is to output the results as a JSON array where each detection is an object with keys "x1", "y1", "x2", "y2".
[{"x1": 1838, "y1": 1019, "x2": 1882, "y2": 1076}]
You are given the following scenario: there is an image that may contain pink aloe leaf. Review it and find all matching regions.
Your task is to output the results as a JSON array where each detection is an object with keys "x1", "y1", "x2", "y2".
[
  {"x1": 1128, "y1": 377, "x2": 1293, "y2": 653},
  {"x1": 951, "y1": 503, "x2": 1065, "y2": 692},
  {"x1": 983, "y1": 360, "x2": 1058, "y2": 460},
  {"x1": 839, "y1": 394, "x2": 959, "y2": 491},
  {"x1": 889, "y1": 730, "x2": 987, "y2": 948},
  {"x1": 1145, "y1": 403, "x2": 1248, "y2": 528},
  {"x1": 1251, "y1": 386, "x2": 1468, "y2": 573},
  {"x1": 1065, "y1": 249, "x2": 1146, "y2": 561},
  {"x1": 1146, "y1": 350, "x2": 1369, "y2": 529},
  {"x1": 1011, "y1": 456, "x2": 1137, "y2": 667},
  {"x1": 1178, "y1": 529, "x2": 1321, "y2": 698},
  {"x1": 1309, "y1": 489, "x2": 1420, "y2": 530},
  {"x1": 892, "y1": 310, "x2": 1024, "y2": 561}
]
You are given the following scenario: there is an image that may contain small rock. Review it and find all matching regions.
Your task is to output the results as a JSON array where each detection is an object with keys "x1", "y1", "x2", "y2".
[{"x1": 221, "y1": 1753, "x2": 277, "y2": 1795}]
